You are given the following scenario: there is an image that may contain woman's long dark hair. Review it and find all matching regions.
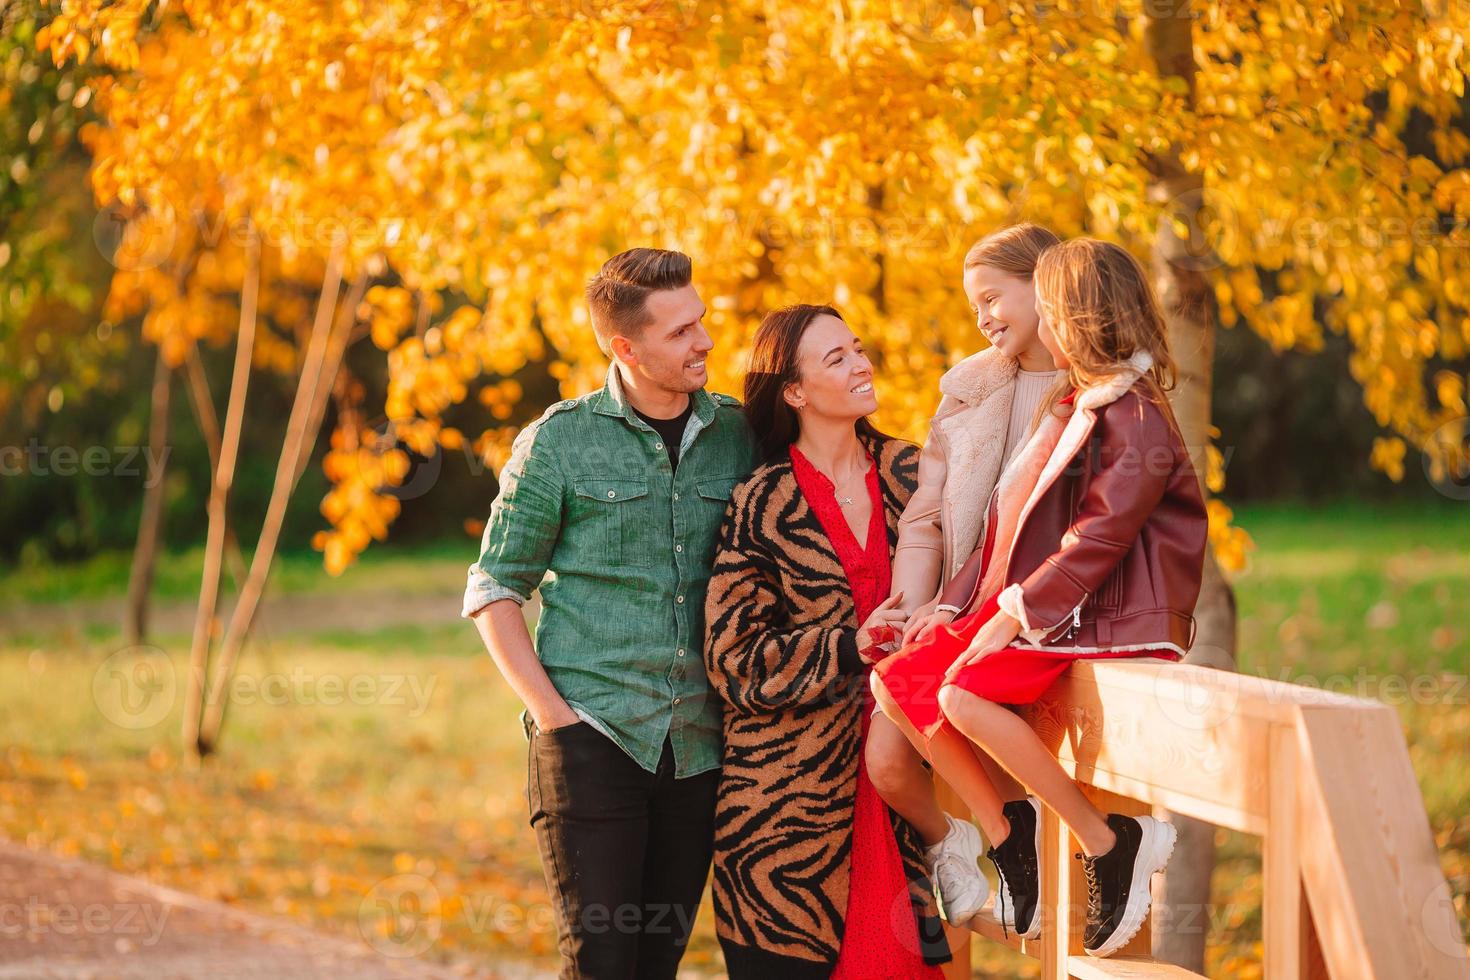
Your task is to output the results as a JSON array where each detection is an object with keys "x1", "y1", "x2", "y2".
[{"x1": 743, "y1": 304, "x2": 892, "y2": 463}]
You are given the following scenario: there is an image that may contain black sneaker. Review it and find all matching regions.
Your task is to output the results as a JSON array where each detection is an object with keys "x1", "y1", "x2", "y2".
[
  {"x1": 1078, "y1": 813, "x2": 1178, "y2": 957},
  {"x1": 986, "y1": 798, "x2": 1042, "y2": 939}
]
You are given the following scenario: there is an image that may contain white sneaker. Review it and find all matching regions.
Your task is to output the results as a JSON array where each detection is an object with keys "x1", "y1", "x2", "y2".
[{"x1": 925, "y1": 814, "x2": 990, "y2": 925}]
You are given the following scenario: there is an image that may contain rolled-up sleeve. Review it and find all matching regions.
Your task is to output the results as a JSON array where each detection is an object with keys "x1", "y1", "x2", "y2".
[{"x1": 461, "y1": 418, "x2": 565, "y2": 618}]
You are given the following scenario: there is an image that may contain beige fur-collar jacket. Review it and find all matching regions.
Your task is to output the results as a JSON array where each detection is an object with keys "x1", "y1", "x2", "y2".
[{"x1": 890, "y1": 346, "x2": 1022, "y2": 612}]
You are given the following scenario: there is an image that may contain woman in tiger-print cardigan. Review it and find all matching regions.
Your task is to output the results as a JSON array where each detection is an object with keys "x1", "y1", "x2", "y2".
[{"x1": 704, "y1": 305, "x2": 951, "y2": 978}]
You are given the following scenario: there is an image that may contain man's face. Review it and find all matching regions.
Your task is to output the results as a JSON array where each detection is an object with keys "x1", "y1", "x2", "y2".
[{"x1": 618, "y1": 284, "x2": 713, "y2": 394}]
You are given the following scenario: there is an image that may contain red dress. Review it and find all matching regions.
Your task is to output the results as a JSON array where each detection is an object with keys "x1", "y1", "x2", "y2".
[
  {"x1": 872, "y1": 428, "x2": 1180, "y2": 745},
  {"x1": 788, "y1": 445, "x2": 943, "y2": 980}
]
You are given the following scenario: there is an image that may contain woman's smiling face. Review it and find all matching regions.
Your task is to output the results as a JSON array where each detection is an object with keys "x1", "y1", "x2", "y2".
[
  {"x1": 783, "y1": 314, "x2": 878, "y2": 420},
  {"x1": 963, "y1": 263, "x2": 1042, "y2": 361}
]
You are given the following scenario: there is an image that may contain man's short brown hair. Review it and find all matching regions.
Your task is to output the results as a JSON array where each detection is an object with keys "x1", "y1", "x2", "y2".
[{"x1": 585, "y1": 248, "x2": 693, "y2": 356}]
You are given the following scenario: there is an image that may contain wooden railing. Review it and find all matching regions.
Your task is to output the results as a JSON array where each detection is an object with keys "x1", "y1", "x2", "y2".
[{"x1": 933, "y1": 659, "x2": 1470, "y2": 979}]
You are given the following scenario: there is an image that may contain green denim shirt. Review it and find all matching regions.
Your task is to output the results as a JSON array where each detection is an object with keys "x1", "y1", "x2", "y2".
[{"x1": 462, "y1": 364, "x2": 759, "y2": 777}]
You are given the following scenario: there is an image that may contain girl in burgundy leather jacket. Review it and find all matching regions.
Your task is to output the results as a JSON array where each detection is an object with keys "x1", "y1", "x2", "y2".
[{"x1": 870, "y1": 238, "x2": 1208, "y2": 958}]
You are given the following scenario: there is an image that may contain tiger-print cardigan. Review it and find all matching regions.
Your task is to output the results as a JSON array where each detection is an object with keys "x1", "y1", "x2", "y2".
[{"x1": 702, "y1": 433, "x2": 952, "y2": 970}]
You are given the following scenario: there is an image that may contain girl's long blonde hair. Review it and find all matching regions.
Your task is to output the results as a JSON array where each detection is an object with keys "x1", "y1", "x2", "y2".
[{"x1": 1032, "y1": 238, "x2": 1179, "y2": 423}]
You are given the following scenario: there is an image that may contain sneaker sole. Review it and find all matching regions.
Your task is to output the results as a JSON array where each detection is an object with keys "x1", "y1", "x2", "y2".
[
  {"x1": 998, "y1": 798, "x2": 1043, "y2": 939},
  {"x1": 1085, "y1": 816, "x2": 1178, "y2": 958}
]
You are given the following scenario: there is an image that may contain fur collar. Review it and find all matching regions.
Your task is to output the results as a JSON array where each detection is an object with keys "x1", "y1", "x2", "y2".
[
  {"x1": 1073, "y1": 349, "x2": 1155, "y2": 413},
  {"x1": 937, "y1": 346, "x2": 1019, "y2": 407}
]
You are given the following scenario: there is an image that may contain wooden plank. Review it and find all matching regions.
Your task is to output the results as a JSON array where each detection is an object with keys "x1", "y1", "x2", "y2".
[
  {"x1": 1067, "y1": 954, "x2": 1206, "y2": 979},
  {"x1": 1294, "y1": 703, "x2": 1470, "y2": 979},
  {"x1": 1074, "y1": 660, "x2": 1384, "y2": 714},
  {"x1": 1023, "y1": 663, "x2": 1275, "y2": 834},
  {"x1": 1301, "y1": 887, "x2": 1331, "y2": 980},
  {"x1": 963, "y1": 901, "x2": 1033, "y2": 956},
  {"x1": 1264, "y1": 723, "x2": 1305, "y2": 980}
]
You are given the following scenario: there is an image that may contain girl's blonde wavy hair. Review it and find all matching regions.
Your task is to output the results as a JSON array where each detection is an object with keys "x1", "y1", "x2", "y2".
[{"x1": 1032, "y1": 237, "x2": 1179, "y2": 425}]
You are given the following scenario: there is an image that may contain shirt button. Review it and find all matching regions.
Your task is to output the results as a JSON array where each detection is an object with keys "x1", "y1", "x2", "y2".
[
  {"x1": 673, "y1": 492, "x2": 680, "y2": 501},
  {"x1": 606, "y1": 490, "x2": 616, "y2": 498},
  {"x1": 675, "y1": 544, "x2": 684, "y2": 553},
  {"x1": 673, "y1": 697, "x2": 682, "y2": 705},
  {"x1": 654, "y1": 443, "x2": 663, "y2": 451},
  {"x1": 677, "y1": 649, "x2": 686, "y2": 657},
  {"x1": 676, "y1": 595, "x2": 685, "y2": 604}
]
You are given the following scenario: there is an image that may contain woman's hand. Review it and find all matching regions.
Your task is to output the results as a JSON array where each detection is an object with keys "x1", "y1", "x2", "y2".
[
  {"x1": 902, "y1": 605, "x2": 956, "y2": 647},
  {"x1": 858, "y1": 591, "x2": 907, "y2": 663},
  {"x1": 942, "y1": 611, "x2": 1022, "y2": 682}
]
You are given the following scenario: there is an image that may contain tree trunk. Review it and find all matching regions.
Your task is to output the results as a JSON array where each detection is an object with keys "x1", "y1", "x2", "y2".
[
  {"x1": 1145, "y1": 4, "x2": 1239, "y2": 972},
  {"x1": 197, "y1": 261, "x2": 367, "y2": 756},
  {"x1": 181, "y1": 231, "x2": 261, "y2": 764},
  {"x1": 123, "y1": 349, "x2": 173, "y2": 645},
  {"x1": 183, "y1": 345, "x2": 252, "y2": 595},
  {"x1": 291, "y1": 274, "x2": 369, "y2": 493}
]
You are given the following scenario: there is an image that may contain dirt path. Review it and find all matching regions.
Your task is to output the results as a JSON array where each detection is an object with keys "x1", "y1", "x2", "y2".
[{"x1": 0, "y1": 840, "x2": 548, "y2": 979}]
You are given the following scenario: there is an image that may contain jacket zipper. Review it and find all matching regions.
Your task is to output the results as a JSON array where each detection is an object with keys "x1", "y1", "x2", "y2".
[{"x1": 1038, "y1": 596, "x2": 1087, "y2": 644}]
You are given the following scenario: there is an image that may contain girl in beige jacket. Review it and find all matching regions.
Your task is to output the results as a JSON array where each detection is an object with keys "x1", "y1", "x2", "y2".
[{"x1": 866, "y1": 223, "x2": 1064, "y2": 930}]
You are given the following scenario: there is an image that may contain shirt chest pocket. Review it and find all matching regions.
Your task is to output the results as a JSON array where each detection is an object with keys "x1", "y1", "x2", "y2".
[
  {"x1": 684, "y1": 477, "x2": 740, "y2": 560},
  {"x1": 696, "y1": 478, "x2": 739, "y2": 508},
  {"x1": 573, "y1": 478, "x2": 654, "y2": 568}
]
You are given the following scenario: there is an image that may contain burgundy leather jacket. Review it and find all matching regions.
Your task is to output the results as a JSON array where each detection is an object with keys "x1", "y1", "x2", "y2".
[{"x1": 938, "y1": 382, "x2": 1207, "y2": 655}]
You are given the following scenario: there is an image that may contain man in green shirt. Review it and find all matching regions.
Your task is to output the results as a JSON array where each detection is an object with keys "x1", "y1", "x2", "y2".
[{"x1": 463, "y1": 248, "x2": 757, "y2": 978}]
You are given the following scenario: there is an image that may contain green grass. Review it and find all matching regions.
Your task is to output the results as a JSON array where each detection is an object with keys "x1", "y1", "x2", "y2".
[
  {"x1": 0, "y1": 539, "x2": 473, "y2": 606},
  {"x1": 1, "y1": 499, "x2": 1468, "y2": 977}
]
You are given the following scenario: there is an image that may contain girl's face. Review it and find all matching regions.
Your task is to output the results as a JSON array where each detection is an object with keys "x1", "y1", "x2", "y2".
[
  {"x1": 963, "y1": 264, "x2": 1043, "y2": 362},
  {"x1": 783, "y1": 314, "x2": 879, "y2": 420},
  {"x1": 1035, "y1": 293, "x2": 1070, "y2": 370}
]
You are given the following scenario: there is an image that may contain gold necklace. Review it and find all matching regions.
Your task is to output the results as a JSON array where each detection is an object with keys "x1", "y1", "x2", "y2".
[{"x1": 833, "y1": 468, "x2": 864, "y2": 507}]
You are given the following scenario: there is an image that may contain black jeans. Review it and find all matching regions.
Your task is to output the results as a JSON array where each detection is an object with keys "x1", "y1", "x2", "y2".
[{"x1": 527, "y1": 720, "x2": 718, "y2": 980}]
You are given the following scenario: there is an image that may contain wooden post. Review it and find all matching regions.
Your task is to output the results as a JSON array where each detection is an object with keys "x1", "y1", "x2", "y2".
[
  {"x1": 933, "y1": 777, "x2": 972, "y2": 980},
  {"x1": 1265, "y1": 723, "x2": 1313, "y2": 979}
]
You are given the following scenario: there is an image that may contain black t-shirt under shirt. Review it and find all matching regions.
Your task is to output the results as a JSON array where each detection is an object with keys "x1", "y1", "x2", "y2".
[{"x1": 633, "y1": 399, "x2": 695, "y2": 470}]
